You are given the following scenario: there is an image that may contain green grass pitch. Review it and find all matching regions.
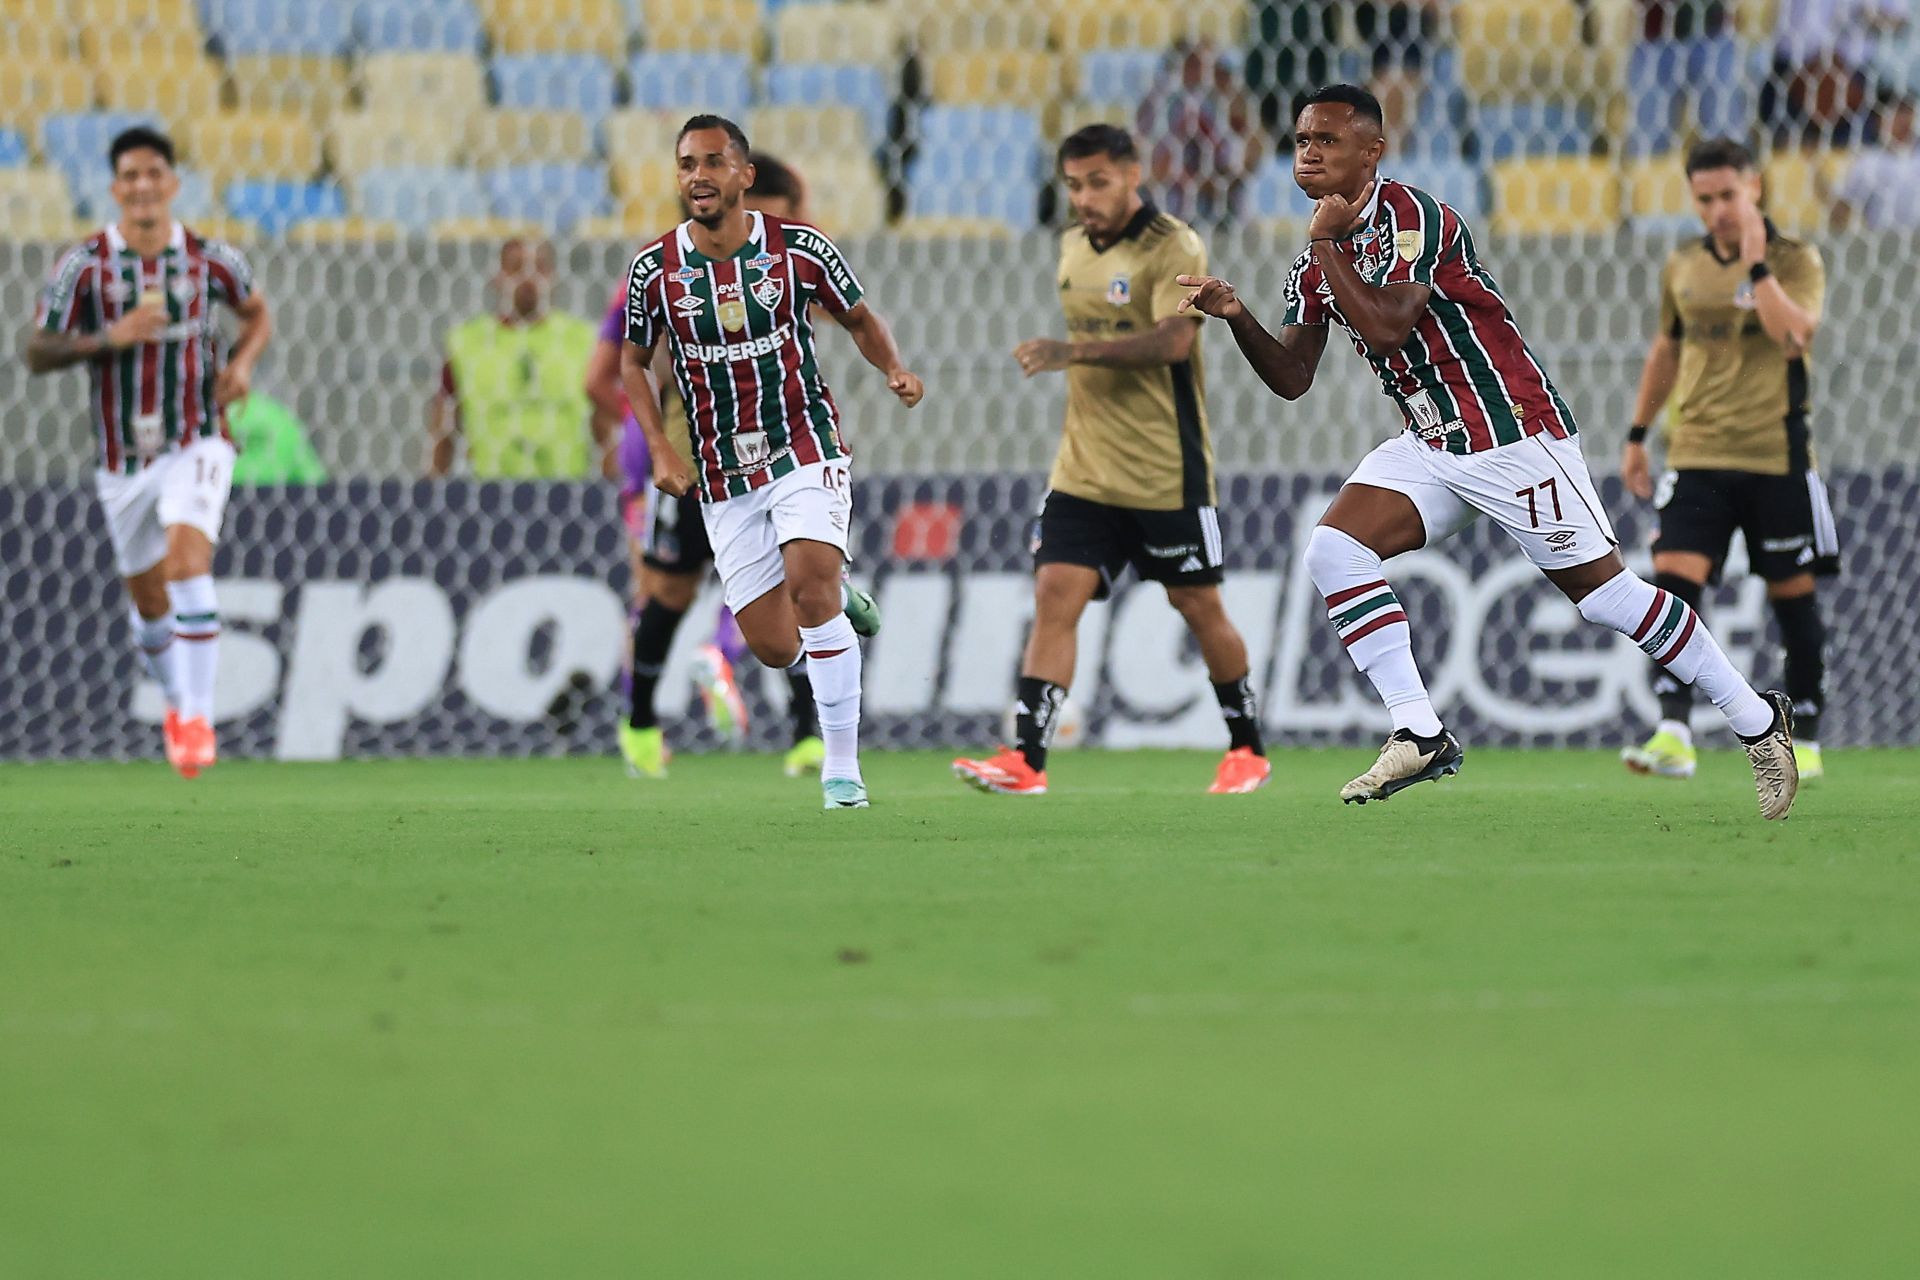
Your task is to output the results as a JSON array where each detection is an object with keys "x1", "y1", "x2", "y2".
[{"x1": 3, "y1": 748, "x2": 1918, "y2": 1278}]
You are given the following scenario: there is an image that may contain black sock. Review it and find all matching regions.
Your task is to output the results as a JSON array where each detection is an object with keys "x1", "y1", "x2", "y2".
[
  {"x1": 628, "y1": 599, "x2": 685, "y2": 730},
  {"x1": 787, "y1": 669, "x2": 818, "y2": 743},
  {"x1": 1771, "y1": 592, "x2": 1825, "y2": 741},
  {"x1": 1014, "y1": 675, "x2": 1068, "y2": 772},
  {"x1": 1212, "y1": 675, "x2": 1264, "y2": 755},
  {"x1": 1653, "y1": 572, "x2": 1704, "y2": 725}
]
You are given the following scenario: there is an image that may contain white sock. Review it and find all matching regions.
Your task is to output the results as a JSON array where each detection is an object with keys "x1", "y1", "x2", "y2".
[
  {"x1": 1306, "y1": 526, "x2": 1443, "y2": 737},
  {"x1": 1577, "y1": 569, "x2": 1773, "y2": 738},
  {"x1": 799, "y1": 613, "x2": 861, "y2": 782},
  {"x1": 129, "y1": 606, "x2": 180, "y2": 708},
  {"x1": 169, "y1": 574, "x2": 220, "y2": 723}
]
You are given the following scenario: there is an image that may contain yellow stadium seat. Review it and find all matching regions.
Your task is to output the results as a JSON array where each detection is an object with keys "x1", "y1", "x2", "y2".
[
  {"x1": 1176, "y1": 0, "x2": 1246, "y2": 47},
  {"x1": 184, "y1": 112, "x2": 320, "y2": 186},
  {"x1": 358, "y1": 52, "x2": 488, "y2": 118},
  {"x1": 82, "y1": 25, "x2": 202, "y2": 61},
  {"x1": 466, "y1": 110, "x2": 595, "y2": 167},
  {"x1": 1052, "y1": 0, "x2": 1179, "y2": 52},
  {"x1": 1490, "y1": 156, "x2": 1620, "y2": 234},
  {"x1": 896, "y1": 0, "x2": 1052, "y2": 56},
  {"x1": 1, "y1": 16, "x2": 77, "y2": 57},
  {"x1": 603, "y1": 109, "x2": 682, "y2": 167},
  {"x1": 226, "y1": 56, "x2": 352, "y2": 127},
  {"x1": 0, "y1": 168, "x2": 78, "y2": 236},
  {"x1": 185, "y1": 214, "x2": 258, "y2": 242},
  {"x1": 612, "y1": 155, "x2": 682, "y2": 201},
  {"x1": 1764, "y1": 150, "x2": 1844, "y2": 235},
  {"x1": 0, "y1": 0, "x2": 71, "y2": 21},
  {"x1": 746, "y1": 105, "x2": 869, "y2": 156},
  {"x1": 326, "y1": 111, "x2": 464, "y2": 178},
  {"x1": 0, "y1": 59, "x2": 95, "y2": 130},
  {"x1": 479, "y1": 0, "x2": 629, "y2": 58},
  {"x1": 617, "y1": 190, "x2": 685, "y2": 233},
  {"x1": 931, "y1": 51, "x2": 1070, "y2": 105},
  {"x1": 570, "y1": 212, "x2": 661, "y2": 241},
  {"x1": 1455, "y1": 0, "x2": 1585, "y2": 98},
  {"x1": 1621, "y1": 154, "x2": 1693, "y2": 220},
  {"x1": 96, "y1": 54, "x2": 224, "y2": 122},
  {"x1": 641, "y1": 0, "x2": 760, "y2": 54},
  {"x1": 1062, "y1": 99, "x2": 1142, "y2": 135},
  {"x1": 431, "y1": 216, "x2": 547, "y2": 242},
  {"x1": 72, "y1": 0, "x2": 196, "y2": 25},
  {"x1": 796, "y1": 157, "x2": 885, "y2": 236},
  {"x1": 282, "y1": 216, "x2": 407, "y2": 244},
  {"x1": 776, "y1": 3, "x2": 898, "y2": 66}
]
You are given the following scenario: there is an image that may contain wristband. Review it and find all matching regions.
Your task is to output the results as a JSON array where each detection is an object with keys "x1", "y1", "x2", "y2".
[
  {"x1": 1628, "y1": 424, "x2": 1649, "y2": 444},
  {"x1": 1748, "y1": 261, "x2": 1771, "y2": 283},
  {"x1": 1309, "y1": 237, "x2": 1337, "y2": 245}
]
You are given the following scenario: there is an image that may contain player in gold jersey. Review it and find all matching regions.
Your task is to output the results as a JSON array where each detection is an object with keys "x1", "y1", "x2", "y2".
[
  {"x1": 953, "y1": 126, "x2": 1269, "y2": 796},
  {"x1": 1621, "y1": 138, "x2": 1836, "y2": 781}
]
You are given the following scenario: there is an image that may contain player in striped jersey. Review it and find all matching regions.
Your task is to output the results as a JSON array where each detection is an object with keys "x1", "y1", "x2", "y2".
[
  {"x1": 619, "y1": 116, "x2": 923, "y2": 810},
  {"x1": 23, "y1": 126, "x2": 272, "y2": 778},
  {"x1": 1178, "y1": 85, "x2": 1798, "y2": 820}
]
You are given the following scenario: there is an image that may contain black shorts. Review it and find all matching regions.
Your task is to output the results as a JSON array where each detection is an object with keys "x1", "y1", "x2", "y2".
[
  {"x1": 1651, "y1": 467, "x2": 1842, "y2": 582},
  {"x1": 1032, "y1": 490, "x2": 1225, "y2": 600},
  {"x1": 640, "y1": 489, "x2": 712, "y2": 574}
]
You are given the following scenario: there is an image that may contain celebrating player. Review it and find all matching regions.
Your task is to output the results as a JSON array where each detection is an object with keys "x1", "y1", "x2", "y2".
[
  {"x1": 23, "y1": 126, "x2": 272, "y2": 778},
  {"x1": 1178, "y1": 86, "x2": 1798, "y2": 819},
  {"x1": 1620, "y1": 138, "x2": 1835, "y2": 783},
  {"x1": 952, "y1": 124, "x2": 1270, "y2": 797},
  {"x1": 619, "y1": 116, "x2": 922, "y2": 810},
  {"x1": 585, "y1": 154, "x2": 830, "y2": 780}
]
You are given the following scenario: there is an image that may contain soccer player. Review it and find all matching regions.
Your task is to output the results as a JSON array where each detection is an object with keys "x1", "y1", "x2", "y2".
[
  {"x1": 1177, "y1": 86, "x2": 1798, "y2": 820},
  {"x1": 619, "y1": 116, "x2": 923, "y2": 810},
  {"x1": 23, "y1": 126, "x2": 271, "y2": 778},
  {"x1": 951, "y1": 124, "x2": 1270, "y2": 797},
  {"x1": 1620, "y1": 139, "x2": 1834, "y2": 783}
]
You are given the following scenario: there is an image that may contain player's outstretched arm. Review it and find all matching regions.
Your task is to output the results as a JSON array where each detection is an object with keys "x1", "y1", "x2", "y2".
[
  {"x1": 838, "y1": 302, "x2": 923, "y2": 407},
  {"x1": 619, "y1": 337, "x2": 692, "y2": 496},
  {"x1": 1622, "y1": 333, "x2": 1680, "y2": 501},
  {"x1": 1176, "y1": 273, "x2": 1327, "y2": 401},
  {"x1": 1012, "y1": 317, "x2": 1196, "y2": 377}
]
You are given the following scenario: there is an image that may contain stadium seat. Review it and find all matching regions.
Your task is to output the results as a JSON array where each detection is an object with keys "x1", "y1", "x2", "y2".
[
  {"x1": 39, "y1": 111, "x2": 153, "y2": 186},
  {"x1": 775, "y1": 3, "x2": 898, "y2": 67},
  {"x1": 611, "y1": 153, "x2": 679, "y2": 203},
  {"x1": 282, "y1": 215, "x2": 405, "y2": 242},
  {"x1": 799, "y1": 156, "x2": 886, "y2": 235},
  {"x1": 96, "y1": 54, "x2": 224, "y2": 121},
  {"x1": 1062, "y1": 99, "x2": 1141, "y2": 136},
  {"x1": 478, "y1": 0, "x2": 628, "y2": 58},
  {"x1": 326, "y1": 110, "x2": 464, "y2": 178},
  {"x1": 1077, "y1": 50, "x2": 1162, "y2": 107},
  {"x1": 626, "y1": 52, "x2": 753, "y2": 116},
  {"x1": 1389, "y1": 156, "x2": 1487, "y2": 224},
  {"x1": 1245, "y1": 157, "x2": 1315, "y2": 221},
  {"x1": 764, "y1": 64, "x2": 892, "y2": 144},
  {"x1": 359, "y1": 52, "x2": 489, "y2": 118},
  {"x1": 183, "y1": 214, "x2": 259, "y2": 242},
  {"x1": 0, "y1": 60, "x2": 96, "y2": 132},
  {"x1": 1454, "y1": 0, "x2": 1582, "y2": 97},
  {"x1": 466, "y1": 110, "x2": 595, "y2": 168},
  {"x1": 352, "y1": 0, "x2": 484, "y2": 52},
  {"x1": 1470, "y1": 100, "x2": 1594, "y2": 163},
  {"x1": 482, "y1": 163, "x2": 612, "y2": 232},
  {"x1": 350, "y1": 166, "x2": 489, "y2": 233},
  {"x1": 226, "y1": 55, "x2": 354, "y2": 127},
  {"x1": 0, "y1": 126, "x2": 27, "y2": 166},
  {"x1": 81, "y1": 22, "x2": 205, "y2": 62},
  {"x1": 0, "y1": 167, "x2": 80, "y2": 238},
  {"x1": 1764, "y1": 152, "x2": 1843, "y2": 235},
  {"x1": 2, "y1": 14, "x2": 76, "y2": 58},
  {"x1": 917, "y1": 104, "x2": 1038, "y2": 151},
  {"x1": 201, "y1": 0, "x2": 351, "y2": 55},
  {"x1": 71, "y1": 164, "x2": 212, "y2": 220},
  {"x1": 890, "y1": 215, "x2": 1015, "y2": 240},
  {"x1": 602, "y1": 109, "x2": 682, "y2": 167},
  {"x1": 929, "y1": 52, "x2": 1069, "y2": 107},
  {"x1": 639, "y1": 0, "x2": 759, "y2": 55},
  {"x1": 1175, "y1": 0, "x2": 1246, "y2": 47},
  {"x1": 906, "y1": 164, "x2": 1037, "y2": 231},
  {"x1": 491, "y1": 53, "x2": 618, "y2": 118},
  {"x1": 1489, "y1": 156, "x2": 1619, "y2": 235},
  {"x1": 1620, "y1": 154, "x2": 1691, "y2": 226},
  {"x1": 1051, "y1": 0, "x2": 1179, "y2": 53},
  {"x1": 746, "y1": 105, "x2": 870, "y2": 156},
  {"x1": 896, "y1": 0, "x2": 1052, "y2": 57},
  {"x1": 223, "y1": 178, "x2": 347, "y2": 235},
  {"x1": 614, "y1": 190, "x2": 685, "y2": 234},
  {"x1": 183, "y1": 112, "x2": 321, "y2": 187},
  {"x1": 430, "y1": 216, "x2": 545, "y2": 241}
]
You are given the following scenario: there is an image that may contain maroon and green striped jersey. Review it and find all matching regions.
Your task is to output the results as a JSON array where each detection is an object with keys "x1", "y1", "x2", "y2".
[
  {"x1": 36, "y1": 221, "x2": 255, "y2": 475},
  {"x1": 1280, "y1": 178, "x2": 1577, "y2": 455},
  {"x1": 625, "y1": 211, "x2": 864, "y2": 502}
]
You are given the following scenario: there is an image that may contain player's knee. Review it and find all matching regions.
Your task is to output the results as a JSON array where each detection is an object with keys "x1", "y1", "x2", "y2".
[
  {"x1": 1166, "y1": 585, "x2": 1222, "y2": 624},
  {"x1": 1031, "y1": 569, "x2": 1093, "y2": 628},
  {"x1": 1304, "y1": 524, "x2": 1374, "y2": 590},
  {"x1": 754, "y1": 636, "x2": 801, "y2": 669},
  {"x1": 789, "y1": 576, "x2": 842, "y2": 628}
]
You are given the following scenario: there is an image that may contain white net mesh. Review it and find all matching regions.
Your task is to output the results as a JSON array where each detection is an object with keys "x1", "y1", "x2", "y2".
[{"x1": 2, "y1": 0, "x2": 1917, "y2": 757}]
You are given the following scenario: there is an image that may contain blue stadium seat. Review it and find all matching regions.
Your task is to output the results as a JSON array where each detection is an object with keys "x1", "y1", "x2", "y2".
[
  {"x1": 72, "y1": 167, "x2": 215, "y2": 221},
  {"x1": 483, "y1": 163, "x2": 612, "y2": 232},
  {"x1": 1245, "y1": 158, "x2": 1314, "y2": 220},
  {"x1": 352, "y1": 0, "x2": 484, "y2": 52},
  {"x1": 1078, "y1": 50, "x2": 1163, "y2": 105},
  {"x1": 1468, "y1": 100, "x2": 1592, "y2": 163},
  {"x1": 626, "y1": 53, "x2": 753, "y2": 117},
  {"x1": 493, "y1": 54, "x2": 619, "y2": 118},
  {"x1": 764, "y1": 64, "x2": 889, "y2": 143},
  {"x1": 40, "y1": 112, "x2": 160, "y2": 187},
  {"x1": 1630, "y1": 36, "x2": 1748, "y2": 155},
  {"x1": 917, "y1": 105, "x2": 1038, "y2": 151},
  {"x1": 225, "y1": 179, "x2": 348, "y2": 235},
  {"x1": 203, "y1": 0, "x2": 352, "y2": 55},
  {"x1": 906, "y1": 168, "x2": 1038, "y2": 231},
  {"x1": 0, "y1": 129, "x2": 29, "y2": 168},
  {"x1": 353, "y1": 166, "x2": 489, "y2": 232},
  {"x1": 1390, "y1": 156, "x2": 1486, "y2": 224}
]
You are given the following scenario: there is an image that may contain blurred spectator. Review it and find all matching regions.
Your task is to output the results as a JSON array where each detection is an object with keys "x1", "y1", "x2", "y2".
[
  {"x1": 1355, "y1": 1, "x2": 1441, "y2": 152},
  {"x1": 229, "y1": 393, "x2": 328, "y2": 485},
  {"x1": 1637, "y1": 0, "x2": 1731, "y2": 39},
  {"x1": 1245, "y1": 0, "x2": 1341, "y2": 137},
  {"x1": 1761, "y1": 0, "x2": 1912, "y2": 146},
  {"x1": 1136, "y1": 41, "x2": 1265, "y2": 224},
  {"x1": 428, "y1": 238, "x2": 601, "y2": 479},
  {"x1": 1832, "y1": 96, "x2": 1920, "y2": 225}
]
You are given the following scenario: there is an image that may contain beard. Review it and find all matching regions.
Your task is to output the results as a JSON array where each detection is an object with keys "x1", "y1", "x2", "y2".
[{"x1": 689, "y1": 191, "x2": 737, "y2": 228}]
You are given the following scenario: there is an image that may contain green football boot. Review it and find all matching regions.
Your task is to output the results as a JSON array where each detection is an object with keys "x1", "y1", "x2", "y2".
[
  {"x1": 784, "y1": 734, "x2": 827, "y2": 778},
  {"x1": 822, "y1": 777, "x2": 869, "y2": 809},
  {"x1": 618, "y1": 724, "x2": 668, "y2": 779},
  {"x1": 1621, "y1": 727, "x2": 1696, "y2": 779},
  {"x1": 1793, "y1": 741, "x2": 1824, "y2": 781},
  {"x1": 842, "y1": 581, "x2": 882, "y2": 638}
]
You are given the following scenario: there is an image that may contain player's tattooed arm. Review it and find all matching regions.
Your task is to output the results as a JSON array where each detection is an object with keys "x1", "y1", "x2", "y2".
[
  {"x1": 837, "y1": 302, "x2": 923, "y2": 407},
  {"x1": 1176, "y1": 273, "x2": 1327, "y2": 400},
  {"x1": 22, "y1": 306, "x2": 167, "y2": 373},
  {"x1": 1013, "y1": 317, "x2": 1196, "y2": 376}
]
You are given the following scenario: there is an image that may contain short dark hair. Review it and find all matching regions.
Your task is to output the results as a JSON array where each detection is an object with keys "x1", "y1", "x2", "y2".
[
  {"x1": 1057, "y1": 124, "x2": 1137, "y2": 168},
  {"x1": 1685, "y1": 137, "x2": 1757, "y2": 175},
  {"x1": 109, "y1": 125, "x2": 174, "y2": 172},
  {"x1": 748, "y1": 152, "x2": 802, "y2": 203},
  {"x1": 1297, "y1": 83, "x2": 1385, "y2": 129},
  {"x1": 677, "y1": 114, "x2": 750, "y2": 160}
]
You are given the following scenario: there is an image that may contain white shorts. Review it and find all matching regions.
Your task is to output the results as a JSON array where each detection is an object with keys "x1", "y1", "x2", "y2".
[
  {"x1": 701, "y1": 459, "x2": 853, "y2": 613},
  {"x1": 1348, "y1": 431, "x2": 1618, "y2": 569},
  {"x1": 94, "y1": 436, "x2": 236, "y2": 577}
]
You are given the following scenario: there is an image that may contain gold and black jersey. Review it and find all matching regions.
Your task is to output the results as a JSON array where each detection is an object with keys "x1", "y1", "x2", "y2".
[
  {"x1": 1659, "y1": 227, "x2": 1825, "y2": 475},
  {"x1": 1049, "y1": 205, "x2": 1212, "y2": 511}
]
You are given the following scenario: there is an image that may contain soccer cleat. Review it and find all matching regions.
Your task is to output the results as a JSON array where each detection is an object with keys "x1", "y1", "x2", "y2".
[
  {"x1": 783, "y1": 735, "x2": 826, "y2": 778},
  {"x1": 843, "y1": 581, "x2": 882, "y2": 638},
  {"x1": 1794, "y1": 741, "x2": 1824, "y2": 781},
  {"x1": 178, "y1": 715, "x2": 217, "y2": 774},
  {"x1": 1208, "y1": 746, "x2": 1271, "y2": 794},
  {"x1": 618, "y1": 723, "x2": 669, "y2": 779},
  {"x1": 163, "y1": 709, "x2": 198, "y2": 780},
  {"x1": 822, "y1": 777, "x2": 869, "y2": 809},
  {"x1": 1741, "y1": 691, "x2": 1799, "y2": 821},
  {"x1": 1340, "y1": 728, "x2": 1464, "y2": 804},
  {"x1": 691, "y1": 643, "x2": 749, "y2": 743},
  {"x1": 1621, "y1": 728, "x2": 1698, "y2": 779},
  {"x1": 951, "y1": 746, "x2": 1048, "y2": 796}
]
